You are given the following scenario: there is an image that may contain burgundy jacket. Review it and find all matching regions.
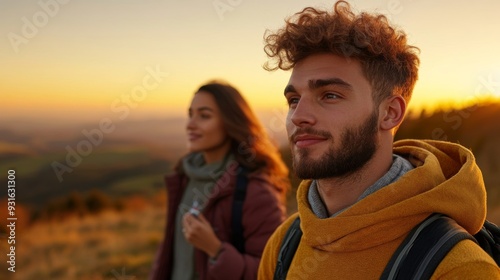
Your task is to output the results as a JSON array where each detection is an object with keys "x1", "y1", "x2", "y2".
[{"x1": 149, "y1": 161, "x2": 286, "y2": 280}]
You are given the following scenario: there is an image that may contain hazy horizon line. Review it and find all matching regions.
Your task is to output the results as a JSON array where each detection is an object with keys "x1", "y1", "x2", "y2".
[{"x1": 2, "y1": 97, "x2": 499, "y2": 128}]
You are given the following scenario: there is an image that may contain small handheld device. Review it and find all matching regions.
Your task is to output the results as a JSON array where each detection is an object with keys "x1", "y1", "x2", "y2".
[{"x1": 189, "y1": 200, "x2": 201, "y2": 217}]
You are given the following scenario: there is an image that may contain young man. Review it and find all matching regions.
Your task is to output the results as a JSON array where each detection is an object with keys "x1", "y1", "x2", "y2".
[{"x1": 258, "y1": 1, "x2": 500, "y2": 279}]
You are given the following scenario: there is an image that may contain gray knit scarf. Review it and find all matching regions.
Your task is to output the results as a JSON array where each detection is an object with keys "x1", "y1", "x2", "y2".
[{"x1": 171, "y1": 152, "x2": 232, "y2": 280}]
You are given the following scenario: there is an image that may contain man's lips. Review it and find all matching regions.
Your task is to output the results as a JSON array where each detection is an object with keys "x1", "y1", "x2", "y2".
[{"x1": 293, "y1": 134, "x2": 327, "y2": 148}]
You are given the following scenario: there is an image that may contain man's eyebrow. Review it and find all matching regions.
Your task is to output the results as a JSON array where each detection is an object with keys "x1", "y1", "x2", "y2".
[
  {"x1": 284, "y1": 85, "x2": 297, "y2": 96},
  {"x1": 309, "y1": 78, "x2": 353, "y2": 90},
  {"x1": 283, "y1": 78, "x2": 352, "y2": 96}
]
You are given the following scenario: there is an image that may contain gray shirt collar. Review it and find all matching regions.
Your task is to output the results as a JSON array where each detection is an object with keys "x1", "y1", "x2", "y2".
[{"x1": 308, "y1": 154, "x2": 414, "y2": 218}]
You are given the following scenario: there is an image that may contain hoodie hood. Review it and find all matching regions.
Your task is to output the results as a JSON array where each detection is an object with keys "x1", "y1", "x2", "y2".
[{"x1": 298, "y1": 139, "x2": 486, "y2": 252}]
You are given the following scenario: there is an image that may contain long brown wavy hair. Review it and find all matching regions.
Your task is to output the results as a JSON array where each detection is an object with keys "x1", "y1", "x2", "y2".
[
  {"x1": 263, "y1": 0, "x2": 420, "y2": 106},
  {"x1": 189, "y1": 81, "x2": 290, "y2": 194}
]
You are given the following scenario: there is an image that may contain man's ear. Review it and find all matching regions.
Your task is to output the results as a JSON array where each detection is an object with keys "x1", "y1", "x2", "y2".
[{"x1": 379, "y1": 95, "x2": 406, "y2": 131}]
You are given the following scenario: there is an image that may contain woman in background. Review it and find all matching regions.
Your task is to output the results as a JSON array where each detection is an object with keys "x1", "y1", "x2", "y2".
[{"x1": 150, "y1": 81, "x2": 290, "y2": 280}]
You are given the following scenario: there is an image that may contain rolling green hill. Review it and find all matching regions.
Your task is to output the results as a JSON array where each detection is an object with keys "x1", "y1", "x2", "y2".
[{"x1": 0, "y1": 118, "x2": 185, "y2": 212}]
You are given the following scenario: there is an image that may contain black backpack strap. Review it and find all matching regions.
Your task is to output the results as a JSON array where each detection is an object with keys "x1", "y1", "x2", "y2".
[
  {"x1": 274, "y1": 216, "x2": 302, "y2": 280},
  {"x1": 231, "y1": 166, "x2": 248, "y2": 254},
  {"x1": 474, "y1": 219, "x2": 500, "y2": 266},
  {"x1": 381, "y1": 213, "x2": 475, "y2": 280}
]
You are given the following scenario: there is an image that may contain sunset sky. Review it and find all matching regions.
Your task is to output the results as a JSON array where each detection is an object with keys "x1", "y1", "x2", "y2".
[{"x1": 1, "y1": 0, "x2": 500, "y2": 125}]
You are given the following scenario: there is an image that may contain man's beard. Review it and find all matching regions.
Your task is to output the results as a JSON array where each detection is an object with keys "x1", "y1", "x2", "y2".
[{"x1": 291, "y1": 111, "x2": 379, "y2": 179}]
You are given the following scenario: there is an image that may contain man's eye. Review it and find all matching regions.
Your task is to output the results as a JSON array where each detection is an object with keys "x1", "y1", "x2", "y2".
[
  {"x1": 287, "y1": 97, "x2": 299, "y2": 106},
  {"x1": 324, "y1": 93, "x2": 340, "y2": 99},
  {"x1": 200, "y1": 114, "x2": 210, "y2": 119}
]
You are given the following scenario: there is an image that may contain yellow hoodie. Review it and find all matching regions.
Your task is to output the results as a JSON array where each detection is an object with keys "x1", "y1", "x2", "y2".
[{"x1": 258, "y1": 140, "x2": 500, "y2": 279}]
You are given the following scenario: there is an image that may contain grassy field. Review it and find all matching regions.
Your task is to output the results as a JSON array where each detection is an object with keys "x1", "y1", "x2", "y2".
[
  {"x1": 1, "y1": 191, "x2": 499, "y2": 280},
  {"x1": 0, "y1": 195, "x2": 166, "y2": 280}
]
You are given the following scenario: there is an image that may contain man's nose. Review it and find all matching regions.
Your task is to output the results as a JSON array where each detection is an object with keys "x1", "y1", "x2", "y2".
[{"x1": 289, "y1": 97, "x2": 317, "y2": 127}]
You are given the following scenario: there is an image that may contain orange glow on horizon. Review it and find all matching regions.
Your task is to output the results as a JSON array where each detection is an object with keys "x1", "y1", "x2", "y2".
[{"x1": 1, "y1": 1, "x2": 499, "y2": 124}]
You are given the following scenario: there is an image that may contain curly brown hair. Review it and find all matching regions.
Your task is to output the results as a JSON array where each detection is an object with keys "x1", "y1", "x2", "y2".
[{"x1": 263, "y1": 1, "x2": 420, "y2": 105}]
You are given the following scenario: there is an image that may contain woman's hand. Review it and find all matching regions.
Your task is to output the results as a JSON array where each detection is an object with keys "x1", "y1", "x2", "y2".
[{"x1": 182, "y1": 212, "x2": 222, "y2": 258}]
